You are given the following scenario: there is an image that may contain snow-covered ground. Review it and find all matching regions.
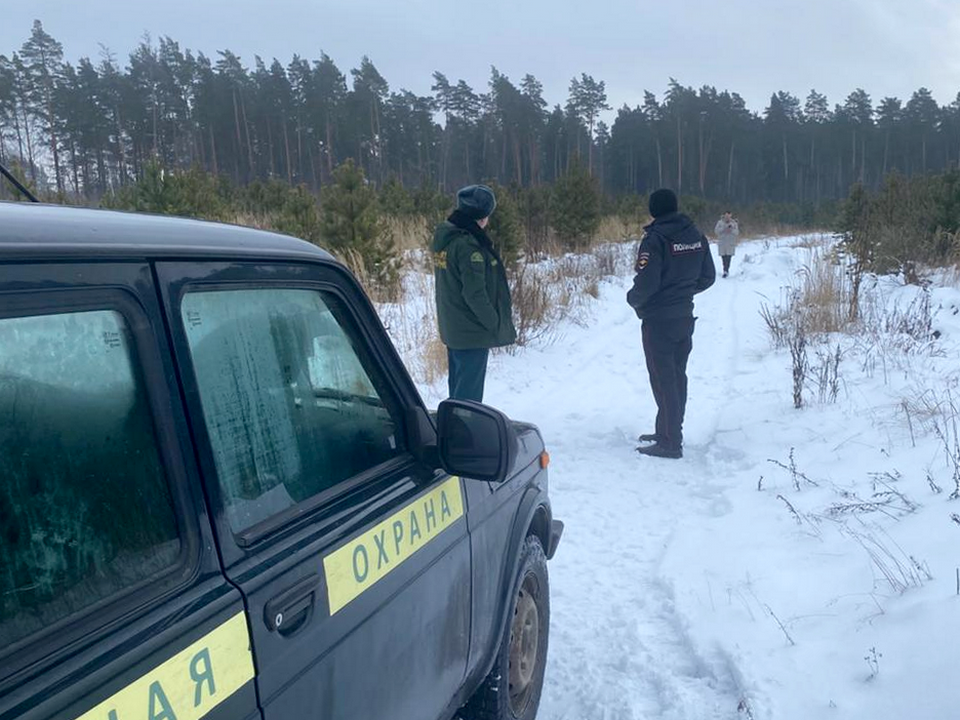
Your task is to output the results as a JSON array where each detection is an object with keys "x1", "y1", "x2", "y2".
[{"x1": 388, "y1": 237, "x2": 960, "y2": 720}]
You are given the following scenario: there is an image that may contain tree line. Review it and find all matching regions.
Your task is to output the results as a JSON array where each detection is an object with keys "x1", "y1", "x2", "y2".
[{"x1": 3, "y1": 20, "x2": 960, "y2": 208}]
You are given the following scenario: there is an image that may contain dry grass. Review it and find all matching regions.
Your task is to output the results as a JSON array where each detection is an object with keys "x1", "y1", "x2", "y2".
[
  {"x1": 228, "y1": 211, "x2": 274, "y2": 231},
  {"x1": 597, "y1": 215, "x2": 646, "y2": 243},
  {"x1": 761, "y1": 233, "x2": 949, "y2": 413},
  {"x1": 509, "y1": 242, "x2": 635, "y2": 347},
  {"x1": 378, "y1": 268, "x2": 447, "y2": 386},
  {"x1": 794, "y1": 248, "x2": 855, "y2": 337},
  {"x1": 509, "y1": 255, "x2": 593, "y2": 347},
  {"x1": 938, "y1": 258, "x2": 960, "y2": 287},
  {"x1": 740, "y1": 223, "x2": 831, "y2": 240},
  {"x1": 898, "y1": 384, "x2": 960, "y2": 443},
  {"x1": 420, "y1": 336, "x2": 448, "y2": 386},
  {"x1": 788, "y1": 233, "x2": 834, "y2": 249},
  {"x1": 595, "y1": 241, "x2": 636, "y2": 277},
  {"x1": 338, "y1": 247, "x2": 404, "y2": 304},
  {"x1": 761, "y1": 242, "x2": 855, "y2": 348},
  {"x1": 509, "y1": 261, "x2": 557, "y2": 347},
  {"x1": 377, "y1": 239, "x2": 635, "y2": 383},
  {"x1": 384, "y1": 215, "x2": 432, "y2": 252}
]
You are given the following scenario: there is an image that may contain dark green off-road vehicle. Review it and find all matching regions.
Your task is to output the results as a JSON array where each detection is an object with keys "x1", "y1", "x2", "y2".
[{"x1": 0, "y1": 201, "x2": 562, "y2": 720}]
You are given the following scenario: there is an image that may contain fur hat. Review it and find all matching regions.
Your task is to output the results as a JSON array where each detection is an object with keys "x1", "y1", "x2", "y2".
[{"x1": 456, "y1": 184, "x2": 497, "y2": 220}]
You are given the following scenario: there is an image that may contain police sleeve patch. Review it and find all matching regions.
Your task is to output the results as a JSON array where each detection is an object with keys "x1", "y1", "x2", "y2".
[
  {"x1": 636, "y1": 252, "x2": 650, "y2": 270},
  {"x1": 470, "y1": 251, "x2": 484, "y2": 263}
]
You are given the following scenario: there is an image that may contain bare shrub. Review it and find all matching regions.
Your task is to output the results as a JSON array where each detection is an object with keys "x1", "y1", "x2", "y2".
[
  {"x1": 760, "y1": 299, "x2": 792, "y2": 349},
  {"x1": 594, "y1": 241, "x2": 633, "y2": 277},
  {"x1": 823, "y1": 482, "x2": 917, "y2": 519},
  {"x1": 930, "y1": 397, "x2": 960, "y2": 500},
  {"x1": 864, "y1": 647, "x2": 882, "y2": 681},
  {"x1": 510, "y1": 261, "x2": 556, "y2": 347},
  {"x1": 508, "y1": 248, "x2": 628, "y2": 349},
  {"x1": 758, "y1": 244, "x2": 850, "y2": 408},
  {"x1": 788, "y1": 317, "x2": 808, "y2": 409},
  {"x1": 812, "y1": 344, "x2": 843, "y2": 404},
  {"x1": 880, "y1": 286, "x2": 933, "y2": 342},
  {"x1": 768, "y1": 448, "x2": 819, "y2": 490}
]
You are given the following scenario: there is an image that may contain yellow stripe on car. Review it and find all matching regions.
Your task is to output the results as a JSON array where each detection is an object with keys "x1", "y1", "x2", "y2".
[
  {"x1": 75, "y1": 612, "x2": 254, "y2": 720},
  {"x1": 324, "y1": 477, "x2": 464, "y2": 615}
]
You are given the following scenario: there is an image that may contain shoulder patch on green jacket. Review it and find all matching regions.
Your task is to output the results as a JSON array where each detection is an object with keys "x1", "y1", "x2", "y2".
[{"x1": 470, "y1": 251, "x2": 484, "y2": 263}]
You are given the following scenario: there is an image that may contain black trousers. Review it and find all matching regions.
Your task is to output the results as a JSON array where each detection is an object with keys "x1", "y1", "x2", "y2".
[
  {"x1": 721, "y1": 255, "x2": 732, "y2": 274},
  {"x1": 641, "y1": 317, "x2": 696, "y2": 450},
  {"x1": 447, "y1": 348, "x2": 490, "y2": 402}
]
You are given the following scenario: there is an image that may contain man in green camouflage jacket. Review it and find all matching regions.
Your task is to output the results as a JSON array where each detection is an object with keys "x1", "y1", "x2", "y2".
[{"x1": 432, "y1": 185, "x2": 516, "y2": 402}]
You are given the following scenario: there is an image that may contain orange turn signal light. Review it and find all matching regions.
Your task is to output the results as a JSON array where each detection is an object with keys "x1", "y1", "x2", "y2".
[{"x1": 539, "y1": 451, "x2": 550, "y2": 469}]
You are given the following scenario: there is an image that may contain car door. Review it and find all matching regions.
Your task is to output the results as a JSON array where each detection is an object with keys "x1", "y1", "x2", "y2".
[
  {"x1": 156, "y1": 258, "x2": 472, "y2": 720},
  {"x1": 0, "y1": 262, "x2": 258, "y2": 720},
  {"x1": 461, "y1": 444, "x2": 546, "y2": 680}
]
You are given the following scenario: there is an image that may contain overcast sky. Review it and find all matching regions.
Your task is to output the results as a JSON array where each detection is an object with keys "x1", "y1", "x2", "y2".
[{"x1": 4, "y1": 0, "x2": 960, "y2": 119}]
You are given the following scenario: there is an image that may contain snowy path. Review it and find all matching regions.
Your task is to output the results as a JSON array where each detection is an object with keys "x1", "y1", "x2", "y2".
[{"x1": 484, "y1": 250, "x2": 753, "y2": 720}]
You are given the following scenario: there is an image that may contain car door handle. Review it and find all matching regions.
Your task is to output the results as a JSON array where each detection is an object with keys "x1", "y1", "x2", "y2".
[{"x1": 265, "y1": 574, "x2": 320, "y2": 635}]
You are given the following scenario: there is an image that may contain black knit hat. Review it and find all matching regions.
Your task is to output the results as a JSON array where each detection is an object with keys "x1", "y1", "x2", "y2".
[
  {"x1": 456, "y1": 184, "x2": 497, "y2": 220},
  {"x1": 649, "y1": 188, "x2": 678, "y2": 218}
]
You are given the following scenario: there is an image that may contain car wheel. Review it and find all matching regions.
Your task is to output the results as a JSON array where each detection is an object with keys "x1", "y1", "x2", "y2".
[{"x1": 462, "y1": 535, "x2": 549, "y2": 720}]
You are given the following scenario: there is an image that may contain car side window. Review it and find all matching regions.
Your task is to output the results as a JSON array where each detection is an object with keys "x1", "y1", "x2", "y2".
[
  {"x1": 0, "y1": 310, "x2": 181, "y2": 649},
  {"x1": 181, "y1": 288, "x2": 405, "y2": 534}
]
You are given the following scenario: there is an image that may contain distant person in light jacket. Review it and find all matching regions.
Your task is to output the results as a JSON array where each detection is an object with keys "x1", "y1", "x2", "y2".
[{"x1": 714, "y1": 212, "x2": 740, "y2": 278}]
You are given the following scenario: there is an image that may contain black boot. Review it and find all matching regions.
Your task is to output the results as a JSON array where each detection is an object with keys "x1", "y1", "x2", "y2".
[
  {"x1": 637, "y1": 433, "x2": 661, "y2": 443},
  {"x1": 636, "y1": 443, "x2": 682, "y2": 459}
]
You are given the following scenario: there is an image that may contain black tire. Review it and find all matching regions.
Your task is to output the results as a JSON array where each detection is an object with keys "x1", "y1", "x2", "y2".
[{"x1": 461, "y1": 535, "x2": 550, "y2": 720}]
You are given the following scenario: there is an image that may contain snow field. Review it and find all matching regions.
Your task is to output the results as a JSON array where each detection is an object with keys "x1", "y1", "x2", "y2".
[{"x1": 386, "y1": 236, "x2": 960, "y2": 720}]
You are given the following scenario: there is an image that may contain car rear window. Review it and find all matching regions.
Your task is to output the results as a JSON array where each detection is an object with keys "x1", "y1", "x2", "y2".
[{"x1": 0, "y1": 310, "x2": 181, "y2": 648}]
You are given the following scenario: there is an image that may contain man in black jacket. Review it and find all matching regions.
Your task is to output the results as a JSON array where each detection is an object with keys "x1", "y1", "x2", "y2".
[{"x1": 627, "y1": 189, "x2": 716, "y2": 459}]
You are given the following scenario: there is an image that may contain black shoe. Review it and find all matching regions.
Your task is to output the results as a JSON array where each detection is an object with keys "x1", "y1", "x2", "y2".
[
  {"x1": 722, "y1": 271, "x2": 728, "y2": 278},
  {"x1": 637, "y1": 433, "x2": 661, "y2": 443},
  {"x1": 636, "y1": 443, "x2": 682, "y2": 459}
]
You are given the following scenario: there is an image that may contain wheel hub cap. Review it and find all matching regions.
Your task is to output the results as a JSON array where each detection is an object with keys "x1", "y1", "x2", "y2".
[{"x1": 508, "y1": 576, "x2": 540, "y2": 713}]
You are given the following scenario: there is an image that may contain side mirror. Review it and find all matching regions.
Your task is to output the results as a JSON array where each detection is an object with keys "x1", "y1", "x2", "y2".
[{"x1": 436, "y1": 400, "x2": 518, "y2": 483}]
